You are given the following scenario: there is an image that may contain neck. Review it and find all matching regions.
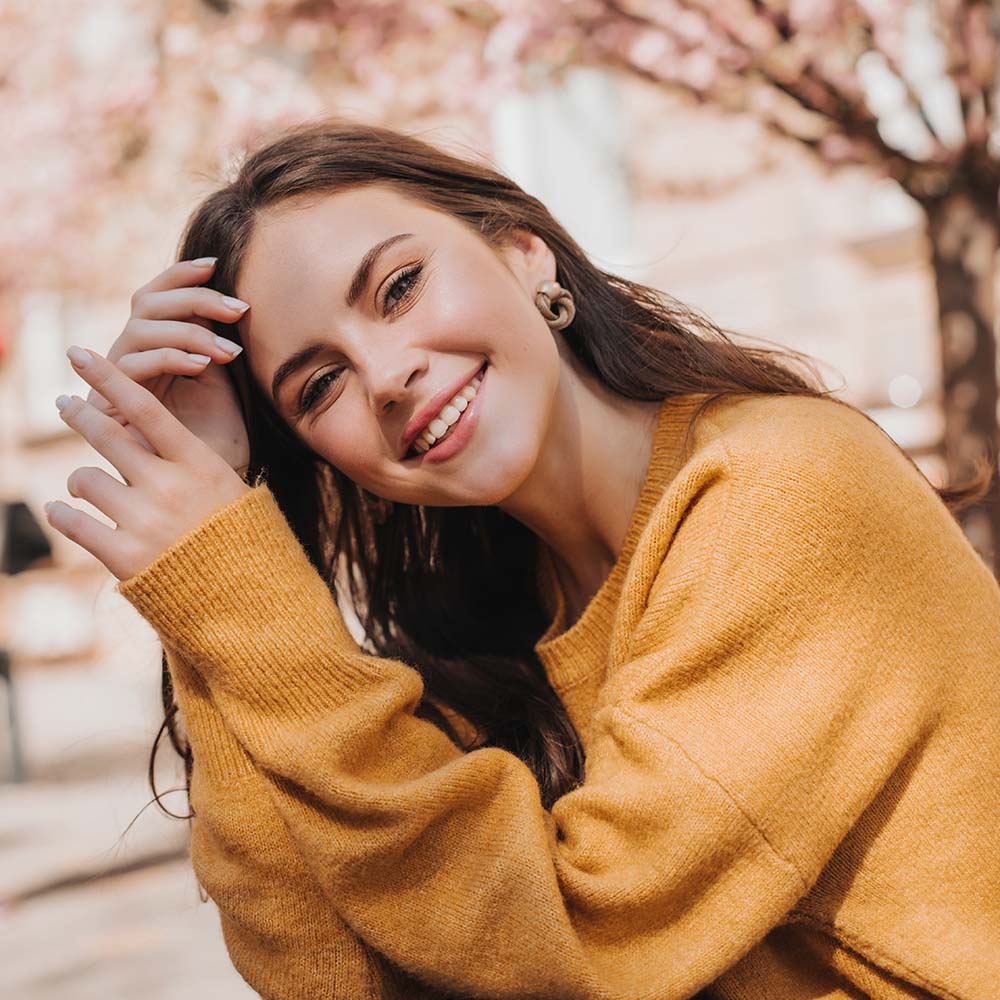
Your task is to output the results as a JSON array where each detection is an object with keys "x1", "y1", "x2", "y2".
[{"x1": 498, "y1": 355, "x2": 662, "y2": 615}]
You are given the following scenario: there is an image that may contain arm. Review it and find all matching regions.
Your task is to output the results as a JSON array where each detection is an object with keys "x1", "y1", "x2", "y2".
[
  {"x1": 116, "y1": 407, "x2": 968, "y2": 1000},
  {"x1": 162, "y1": 645, "x2": 452, "y2": 1000}
]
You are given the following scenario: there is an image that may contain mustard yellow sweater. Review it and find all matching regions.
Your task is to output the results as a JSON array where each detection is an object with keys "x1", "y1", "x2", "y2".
[{"x1": 116, "y1": 391, "x2": 1000, "y2": 1000}]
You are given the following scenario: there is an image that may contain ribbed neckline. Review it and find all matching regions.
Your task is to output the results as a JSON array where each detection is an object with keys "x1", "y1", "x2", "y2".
[{"x1": 533, "y1": 393, "x2": 706, "y2": 691}]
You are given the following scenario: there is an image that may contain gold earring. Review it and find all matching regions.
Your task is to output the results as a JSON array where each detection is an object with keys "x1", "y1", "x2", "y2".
[{"x1": 535, "y1": 280, "x2": 576, "y2": 330}]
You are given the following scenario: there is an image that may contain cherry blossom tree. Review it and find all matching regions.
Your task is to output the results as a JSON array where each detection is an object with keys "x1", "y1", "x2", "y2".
[{"x1": 0, "y1": 0, "x2": 500, "y2": 303}]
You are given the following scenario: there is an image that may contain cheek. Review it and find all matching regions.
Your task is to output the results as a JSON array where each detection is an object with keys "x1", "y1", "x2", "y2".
[
  {"x1": 428, "y1": 262, "x2": 520, "y2": 339},
  {"x1": 303, "y1": 415, "x2": 378, "y2": 478}
]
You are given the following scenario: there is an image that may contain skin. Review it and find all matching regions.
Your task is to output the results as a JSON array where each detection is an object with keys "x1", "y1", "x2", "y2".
[
  {"x1": 235, "y1": 185, "x2": 663, "y2": 622},
  {"x1": 45, "y1": 347, "x2": 250, "y2": 582}
]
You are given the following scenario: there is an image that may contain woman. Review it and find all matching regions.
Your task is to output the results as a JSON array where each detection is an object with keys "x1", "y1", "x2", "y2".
[{"x1": 45, "y1": 119, "x2": 1000, "y2": 1000}]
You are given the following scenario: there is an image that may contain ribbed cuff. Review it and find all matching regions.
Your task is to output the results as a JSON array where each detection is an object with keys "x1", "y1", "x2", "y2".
[{"x1": 115, "y1": 484, "x2": 388, "y2": 716}]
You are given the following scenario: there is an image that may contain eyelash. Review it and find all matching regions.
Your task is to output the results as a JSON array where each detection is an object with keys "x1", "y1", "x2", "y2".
[{"x1": 297, "y1": 263, "x2": 424, "y2": 415}]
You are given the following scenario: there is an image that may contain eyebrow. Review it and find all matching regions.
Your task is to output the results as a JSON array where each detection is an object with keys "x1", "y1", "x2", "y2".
[
  {"x1": 269, "y1": 232, "x2": 416, "y2": 404},
  {"x1": 346, "y1": 232, "x2": 415, "y2": 308}
]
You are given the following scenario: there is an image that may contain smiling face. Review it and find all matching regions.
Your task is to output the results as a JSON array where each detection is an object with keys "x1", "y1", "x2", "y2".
[{"x1": 234, "y1": 184, "x2": 562, "y2": 508}]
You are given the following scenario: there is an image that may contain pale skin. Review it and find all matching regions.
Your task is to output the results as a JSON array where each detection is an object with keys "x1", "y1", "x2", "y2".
[{"x1": 46, "y1": 184, "x2": 662, "y2": 622}]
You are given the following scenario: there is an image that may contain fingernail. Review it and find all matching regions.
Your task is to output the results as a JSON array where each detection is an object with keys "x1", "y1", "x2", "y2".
[
  {"x1": 221, "y1": 296, "x2": 249, "y2": 313},
  {"x1": 43, "y1": 501, "x2": 55, "y2": 518},
  {"x1": 55, "y1": 394, "x2": 71, "y2": 412},
  {"x1": 214, "y1": 335, "x2": 244, "y2": 357},
  {"x1": 188, "y1": 353, "x2": 212, "y2": 365},
  {"x1": 192, "y1": 257, "x2": 217, "y2": 267},
  {"x1": 67, "y1": 346, "x2": 90, "y2": 368}
]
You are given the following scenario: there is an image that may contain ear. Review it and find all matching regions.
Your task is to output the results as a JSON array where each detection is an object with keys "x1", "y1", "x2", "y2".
[{"x1": 497, "y1": 228, "x2": 557, "y2": 293}]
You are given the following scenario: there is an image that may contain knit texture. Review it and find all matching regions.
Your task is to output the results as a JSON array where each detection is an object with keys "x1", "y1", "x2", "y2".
[{"x1": 116, "y1": 391, "x2": 1000, "y2": 1000}]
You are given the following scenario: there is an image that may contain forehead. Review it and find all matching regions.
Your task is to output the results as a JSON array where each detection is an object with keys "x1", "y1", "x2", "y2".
[
  {"x1": 233, "y1": 185, "x2": 469, "y2": 380},
  {"x1": 235, "y1": 185, "x2": 452, "y2": 304}
]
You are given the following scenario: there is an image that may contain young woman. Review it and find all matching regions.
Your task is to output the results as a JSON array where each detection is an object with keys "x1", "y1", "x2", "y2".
[{"x1": 45, "y1": 119, "x2": 1000, "y2": 1000}]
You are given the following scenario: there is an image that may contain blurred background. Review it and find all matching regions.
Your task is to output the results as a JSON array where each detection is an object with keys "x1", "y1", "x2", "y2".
[{"x1": 1, "y1": 1, "x2": 997, "y2": 996}]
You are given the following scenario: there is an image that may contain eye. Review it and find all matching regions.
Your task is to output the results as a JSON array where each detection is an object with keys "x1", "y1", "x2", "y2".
[
  {"x1": 298, "y1": 367, "x2": 343, "y2": 415},
  {"x1": 382, "y1": 263, "x2": 423, "y2": 314}
]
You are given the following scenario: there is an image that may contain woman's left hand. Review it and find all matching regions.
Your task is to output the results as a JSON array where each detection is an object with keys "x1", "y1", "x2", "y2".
[{"x1": 44, "y1": 345, "x2": 251, "y2": 582}]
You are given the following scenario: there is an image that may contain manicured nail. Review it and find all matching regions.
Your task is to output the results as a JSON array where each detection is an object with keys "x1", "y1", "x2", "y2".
[
  {"x1": 221, "y1": 296, "x2": 249, "y2": 313},
  {"x1": 214, "y1": 335, "x2": 243, "y2": 357},
  {"x1": 55, "y1": 394, "x2": 71, "y2": 412},
  {"x1": 188, "y1": 353, "x2": 212, "y2": 365},
  {"x1": 192, "y1": 257, "x2": 217, "y2": 267},
  {"x1": 67, "y1": 346, "x2": 90, "y2": 368}
]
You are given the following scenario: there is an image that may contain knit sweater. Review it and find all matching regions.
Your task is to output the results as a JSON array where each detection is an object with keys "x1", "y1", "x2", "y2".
[{"x1": 116, "y1": 390, "x2": 1000, "y2": 1000}]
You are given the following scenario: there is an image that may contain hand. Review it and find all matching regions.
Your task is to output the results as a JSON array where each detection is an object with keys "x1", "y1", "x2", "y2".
[
  {"x1": 90, "y1": 258, "x2": 251, "y2": 474},
  {"x1": 45, "y1": 347, "x2": 250, "y2": 582}
]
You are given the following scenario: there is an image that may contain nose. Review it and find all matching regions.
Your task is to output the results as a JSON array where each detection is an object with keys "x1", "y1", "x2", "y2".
[{"x1": 366, "y1": 353, "x2": 425, "y2": 416}]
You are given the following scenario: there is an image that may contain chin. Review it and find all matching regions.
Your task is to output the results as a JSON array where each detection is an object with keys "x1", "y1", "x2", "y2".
[
  {"x1": 466, "y1": 438, "x2": 538, "y2": 507},
  {"x1": 404, "y1": 448, "x2": 529, "y2": 509}
]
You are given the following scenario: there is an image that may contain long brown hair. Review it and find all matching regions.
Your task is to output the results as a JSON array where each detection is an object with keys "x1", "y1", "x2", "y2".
[{"x1": 148, "y1": 117, "x2": 993, "y2": 820}]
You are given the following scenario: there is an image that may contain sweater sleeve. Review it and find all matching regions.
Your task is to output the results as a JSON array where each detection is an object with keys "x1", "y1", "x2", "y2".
[
  {"x1": 114, "y1": 406, "x2": 968, "y2": 1000},
  {"x1": 156, "y1": 645, "x2": 446, "y2": 1000}
]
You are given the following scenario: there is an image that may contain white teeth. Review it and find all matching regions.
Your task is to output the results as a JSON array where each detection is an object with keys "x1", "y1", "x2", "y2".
[{"x1": 412, "y1": 368, "x2": 484, "y2": 454}]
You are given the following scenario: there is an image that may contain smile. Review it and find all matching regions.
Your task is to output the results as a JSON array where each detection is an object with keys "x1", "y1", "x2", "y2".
[{"x1": 403, "y1": 361, "x2": 489, "y2": 465}]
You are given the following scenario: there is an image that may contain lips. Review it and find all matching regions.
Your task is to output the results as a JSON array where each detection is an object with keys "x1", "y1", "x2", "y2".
[{"x1": 400, "y1": 360, "x2": 488, "y2": 459}]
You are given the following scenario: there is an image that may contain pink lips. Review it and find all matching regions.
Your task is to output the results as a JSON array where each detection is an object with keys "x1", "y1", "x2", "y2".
[{"x1": 400, "y1": 360, "x2": 488, "y2": 459}]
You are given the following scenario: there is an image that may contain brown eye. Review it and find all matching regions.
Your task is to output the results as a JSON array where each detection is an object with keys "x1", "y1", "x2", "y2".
[
  {"x1": 298, "y1": 368, "x2": 344, "y2": 415},
  {"x1": 382, "y1": 264, "x2": 422, "y2": 314}
]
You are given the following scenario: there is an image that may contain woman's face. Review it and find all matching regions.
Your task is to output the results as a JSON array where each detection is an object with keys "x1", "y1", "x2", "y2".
[{"x1": 234, "y1": 184, "x2": 562, "y2": 508}]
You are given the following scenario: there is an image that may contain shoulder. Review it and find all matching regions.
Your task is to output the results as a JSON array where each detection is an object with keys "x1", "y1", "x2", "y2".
[
  {"x1": 619, "y1": 390, "x2": 991, "y2": 696},
  {"x1": 677, "y1": 392, "x2": 950, "y2": 538},
  {"x1": 635, "y1": 392, "x2": 975, "y2": 628},
  {"x1": 693, "y1": 392, "x2": 929, "y2": 490}
]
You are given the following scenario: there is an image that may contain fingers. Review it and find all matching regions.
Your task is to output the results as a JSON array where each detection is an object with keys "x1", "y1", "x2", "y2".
[
  {"x1": 61, "y1": 348, "x2": 194, "y2": 466},
  {"x1": 131, "y1": 285, "x2": 250, "y2": 325},
  {"x1": 118, "y1": 319, "x2": 244, "y2": 362},
  {"x1": 93, "y1": 315, "x2": 244, "y2": 414},
  {"x1": 103, "y1": 261, "x2": 246, "y2": 413},
  {"x1": 43, "y1": 500, "x2": 122, "y2": 570},
  {"x1": 130, "y1": 257, "x2": 219, "y2": 299},
  {"x1": 119, "y1": 347, "x2": 212, "y2": 381},
  {"x1": 56, "y1": 391, "x2": 156, "y2": 484},
  {"x1": 66, "y1": 465, "x2": 131, "y2": 526},
  {"x1": 86, "y1": 347, "x2": 211, "y2": 414},
  {"x1": 122, "y1": 423, "x2": 158, "y2": 454}
]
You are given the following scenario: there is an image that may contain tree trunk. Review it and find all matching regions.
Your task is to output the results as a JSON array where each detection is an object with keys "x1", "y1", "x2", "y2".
[{"x1": 923, "y1": 188, "x2": 1000, "y2": 576}]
